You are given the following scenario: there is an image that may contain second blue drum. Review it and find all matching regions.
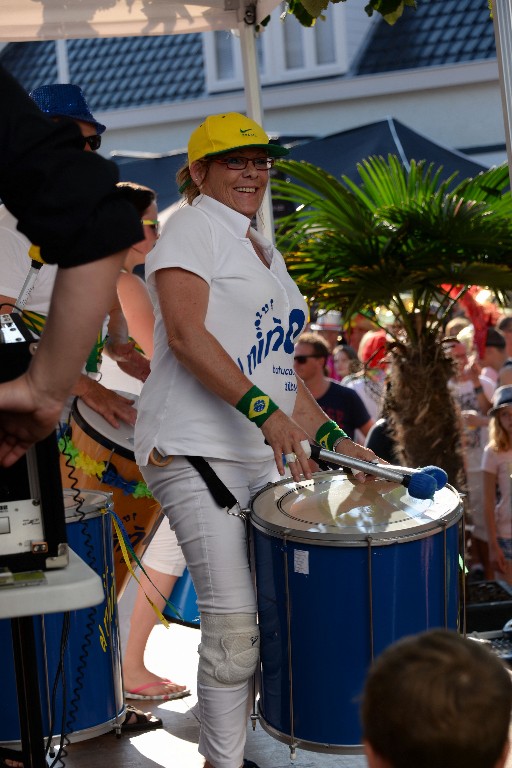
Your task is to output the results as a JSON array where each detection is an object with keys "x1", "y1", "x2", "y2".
[{"x1": 0, "y1": 490, "x2": 124, "y2": 745}]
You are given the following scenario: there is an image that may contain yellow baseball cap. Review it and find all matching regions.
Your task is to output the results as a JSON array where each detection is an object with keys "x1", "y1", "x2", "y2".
[{"x1": 188, "y1": 112, "x2": 289, "y2": 164}]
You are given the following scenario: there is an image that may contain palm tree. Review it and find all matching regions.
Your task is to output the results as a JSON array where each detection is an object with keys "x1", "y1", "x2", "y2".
[{"x1": 272, "y1": 156, "x2": 512, "y2": 483}]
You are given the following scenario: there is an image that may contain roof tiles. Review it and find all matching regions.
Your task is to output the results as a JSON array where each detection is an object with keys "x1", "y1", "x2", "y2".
[
  {"x1": 355, "y1": 0, "x2": 495, "y2": 75},
  {"x1": 1, "y1": 34, "x2": 206, "y2": 112}
]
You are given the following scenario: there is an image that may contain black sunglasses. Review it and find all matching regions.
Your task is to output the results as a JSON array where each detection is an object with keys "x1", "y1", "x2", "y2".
[
  {"x1": 294, "y1": 355, "x2": 324, "y2": 364},
  {"x1": 83, "y1": 134, "x2": 102, "y2": 151}
]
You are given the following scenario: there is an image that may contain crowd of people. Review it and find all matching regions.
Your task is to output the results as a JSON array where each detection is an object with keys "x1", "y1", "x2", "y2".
[
  {"x1": 2, "y1": 66, "x2": 512, "y2": 768},
  {"x1": 308, "y1": 301, "x2": 512, "y2": 588}
]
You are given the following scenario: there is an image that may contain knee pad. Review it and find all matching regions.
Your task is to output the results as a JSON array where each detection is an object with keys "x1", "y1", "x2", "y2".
[{"x1": 198, "y1": 613, "x2": 259, "y2": 688}]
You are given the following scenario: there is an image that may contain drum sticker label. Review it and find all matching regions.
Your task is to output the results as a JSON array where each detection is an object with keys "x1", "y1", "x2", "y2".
[{"x1": 294, "y1": 549, "x2": 309, "y2": 575}]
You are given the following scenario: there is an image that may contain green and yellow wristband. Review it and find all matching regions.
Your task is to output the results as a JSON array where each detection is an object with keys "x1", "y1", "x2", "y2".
[
  {"x1": 236, "y1": 385, "x2": 279, "y2": 427},
  {"x1": 315, "y1": 420, "x2": 348, "y2": 451}
]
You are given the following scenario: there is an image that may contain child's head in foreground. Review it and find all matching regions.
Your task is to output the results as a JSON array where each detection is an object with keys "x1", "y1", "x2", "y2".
[{"x1": 361, "y1": 629, "x2": 512, "y2": 768}]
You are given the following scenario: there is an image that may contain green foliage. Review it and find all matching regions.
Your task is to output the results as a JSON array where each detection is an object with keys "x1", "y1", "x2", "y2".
[
  {"x1": 364, "y1": 0, "x2": 416, "y2": 24},
  {"x1": 272, "y1": 156, "x2": 512, "y2": 338},
  {"x1": 285, "y1": 0, "x2": 415, "y2": 27}
]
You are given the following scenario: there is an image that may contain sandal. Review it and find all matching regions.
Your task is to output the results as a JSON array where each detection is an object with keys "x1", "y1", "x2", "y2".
[
  {"x1": 124, "y1": 679, "x2": 190, "y2": 701},
  {"x1": 120, "y1": 705, "x2": 163, "y2": 732}
]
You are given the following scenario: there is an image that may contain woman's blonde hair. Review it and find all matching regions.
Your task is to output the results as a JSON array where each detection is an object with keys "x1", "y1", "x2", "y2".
[
  {"x1": 488, "y1": 410, "x2": 512, "y2": 452},
  {"x1": 176, "y1": 159, "x2": 209, "y2": 205}
]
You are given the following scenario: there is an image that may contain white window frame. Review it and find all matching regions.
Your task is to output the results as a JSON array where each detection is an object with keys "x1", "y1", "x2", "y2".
[{"x1": 203, "y1": 3, "x2": 349, "y2": 94}]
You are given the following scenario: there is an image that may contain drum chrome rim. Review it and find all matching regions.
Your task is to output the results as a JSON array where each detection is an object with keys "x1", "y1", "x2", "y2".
[
  {"x1": 250, "y1": 470, "x2": 462, "y2": 545},
  {"x1": 63, "y1": 488, "x2": 113, "y2": 523},
  {"x1": 71, "y1": 396, "x2": 135, "y2": 461},
  {"x1": 257, "y1": 703, "x2": 364, "y2": 755}
]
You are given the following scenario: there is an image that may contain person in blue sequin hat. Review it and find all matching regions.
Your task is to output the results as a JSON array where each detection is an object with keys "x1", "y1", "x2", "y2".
[{"x1": 30, "y1": 83, "x2": 106, "y2": 149}]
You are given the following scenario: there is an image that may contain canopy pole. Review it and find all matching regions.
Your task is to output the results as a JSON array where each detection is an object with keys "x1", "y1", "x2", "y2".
[
  {"x1": 238, "y1": 18, "x2": 275, "y2": 242},
  {"x1": 55, "y1": 39, "x2": 70, "y2": 83},
  {"x1": 492, "y1": 0, "x2": 512, "y2": 188}
]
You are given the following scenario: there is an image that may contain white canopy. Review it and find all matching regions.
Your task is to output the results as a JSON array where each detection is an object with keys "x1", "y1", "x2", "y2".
[
  {"x1": 0, "y1": 0, "x2": 279, "y2": 235},
  {"x1": 0, "y1": 0, "x2": 278, "y2": 40}
]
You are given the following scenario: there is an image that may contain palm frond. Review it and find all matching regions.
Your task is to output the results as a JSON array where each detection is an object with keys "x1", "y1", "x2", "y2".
[{"x1": 272, "y1": 156, "x2": 512, "y2": 330}]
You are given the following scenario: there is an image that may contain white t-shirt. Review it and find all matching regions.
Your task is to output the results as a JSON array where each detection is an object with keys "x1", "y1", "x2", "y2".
[
  {"x1": 0, "y1": 205, "x2": 57, "y2": 312},
  {"x1": 481, "y1": 446, "x2": 512, "y2": 539},
  {"x1": 135, "y1": 195, "x2": 308, "y2": 465}
]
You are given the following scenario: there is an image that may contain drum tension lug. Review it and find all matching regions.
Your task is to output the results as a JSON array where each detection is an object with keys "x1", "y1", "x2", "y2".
[
  {"x1": 250, "y1": 712, "x2": 259, "y2": 730},
  {"x1": 289, "y1": 744, "x2": 297, "y2": 761}
]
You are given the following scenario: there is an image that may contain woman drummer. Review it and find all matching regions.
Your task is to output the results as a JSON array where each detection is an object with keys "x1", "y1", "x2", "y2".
[{"x1": 134, "y1": 112, "x2": 378, "y2": 768}]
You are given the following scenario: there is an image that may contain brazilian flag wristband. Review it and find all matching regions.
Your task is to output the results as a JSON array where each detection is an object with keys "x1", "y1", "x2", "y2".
[
  {"x1": 315, "y1": 420, "x2": 348, "y2": 451},
  {"x1": 236, "y1": 385, "x2": 279, "y2": 427}
]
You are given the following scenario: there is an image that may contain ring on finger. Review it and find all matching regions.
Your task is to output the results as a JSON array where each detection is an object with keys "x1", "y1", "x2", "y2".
[{"x1": 284, "y1": 452, "x2": 297, "y2": 464}]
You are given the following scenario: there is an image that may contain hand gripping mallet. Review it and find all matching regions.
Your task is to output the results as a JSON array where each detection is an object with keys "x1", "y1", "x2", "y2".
[{"x1": 308, "y1": 444, "x2": 446, "y2": 500}]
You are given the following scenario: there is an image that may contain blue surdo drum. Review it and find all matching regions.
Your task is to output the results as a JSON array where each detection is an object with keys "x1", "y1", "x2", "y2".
[
  {"x1": 0, "y1": 490, "x2": 124, "y2": 746},
  {"x1": 250, "y1": 470, "x2": 462, "y2": 754}
]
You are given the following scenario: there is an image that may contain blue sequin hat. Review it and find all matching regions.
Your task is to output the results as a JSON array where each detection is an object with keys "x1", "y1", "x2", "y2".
[{"x1": 29, "y1": 84, "x2": 106, "y2": 134}]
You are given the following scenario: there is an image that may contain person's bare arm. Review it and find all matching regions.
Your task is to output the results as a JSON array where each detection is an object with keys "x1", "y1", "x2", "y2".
[
  {"x1": 116, "y1": 270, "x2": 155, "y2": 358},
  {"x1": 103, "y1": 291, "x2": 151, "y2": 382},
  {"x1": 483, "y1": 469, "x2": 506, "y2": 574},
  {"x1": 0, "y1": 251, "x2": 125, "y2": 466},
  {"x1": 292, "y1": 377, "x2": 377, "y2": 469},
  {"x1": 73, "y1": 376, "x2": 136, "y2": 427},
  {"x1": 1, "y1": 284, "x2": 138, "y2": 428},
  {"x1": 157, "y1": 268, "x2": 378, "y2": 479}
]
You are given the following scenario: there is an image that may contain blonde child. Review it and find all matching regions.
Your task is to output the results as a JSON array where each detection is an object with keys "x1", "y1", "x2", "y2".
[{"x1": 482, "y1": 385, "x2": 512, "y2": 583}]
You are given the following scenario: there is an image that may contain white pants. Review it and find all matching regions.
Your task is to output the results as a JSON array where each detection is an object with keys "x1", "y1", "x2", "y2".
[{"x1": 141, "y1": 456, "x2": 278, "y2": 768}]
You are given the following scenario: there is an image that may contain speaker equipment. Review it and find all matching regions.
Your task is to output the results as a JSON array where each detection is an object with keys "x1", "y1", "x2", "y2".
[
  {"x1": 465, "y1": 580, "x2": 512, "y2": 633},
  {"x1": 0, "y1": 313, "x2": 68, "y2": 576},
  {"x1": 467, "y1": 628, "x2": 512, "y2": 668}
]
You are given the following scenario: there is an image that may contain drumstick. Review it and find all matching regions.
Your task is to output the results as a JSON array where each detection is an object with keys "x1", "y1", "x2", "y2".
[
  {"x1": 309, "y1": 444, "x2": 438, "y2": 500},
  {"x1": 13, "y1": 245, "x2": 44, "y2": 313},
  {"x1": 307, "y1": 444, "x2": 447, "y2": 490}
]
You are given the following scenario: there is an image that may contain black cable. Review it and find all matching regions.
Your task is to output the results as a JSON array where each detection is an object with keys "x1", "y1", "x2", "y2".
[
  {"x1": 64, "y1": 491, "x2": 97, "y2": 750},
  {"x1": 41, "y1": 453, "x2": 96, "y2": 766},
  {"x1": 45, "y1": 613, "x2": 71, "y2": 765}
]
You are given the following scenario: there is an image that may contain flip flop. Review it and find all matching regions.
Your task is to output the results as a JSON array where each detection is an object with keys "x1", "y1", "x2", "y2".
[
  {"x1": 124, "y1": 679, "x2": 191, "y2": 701},
  {"x1": 120, "y1": 705, "x2": 163, "y2": 732}
]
